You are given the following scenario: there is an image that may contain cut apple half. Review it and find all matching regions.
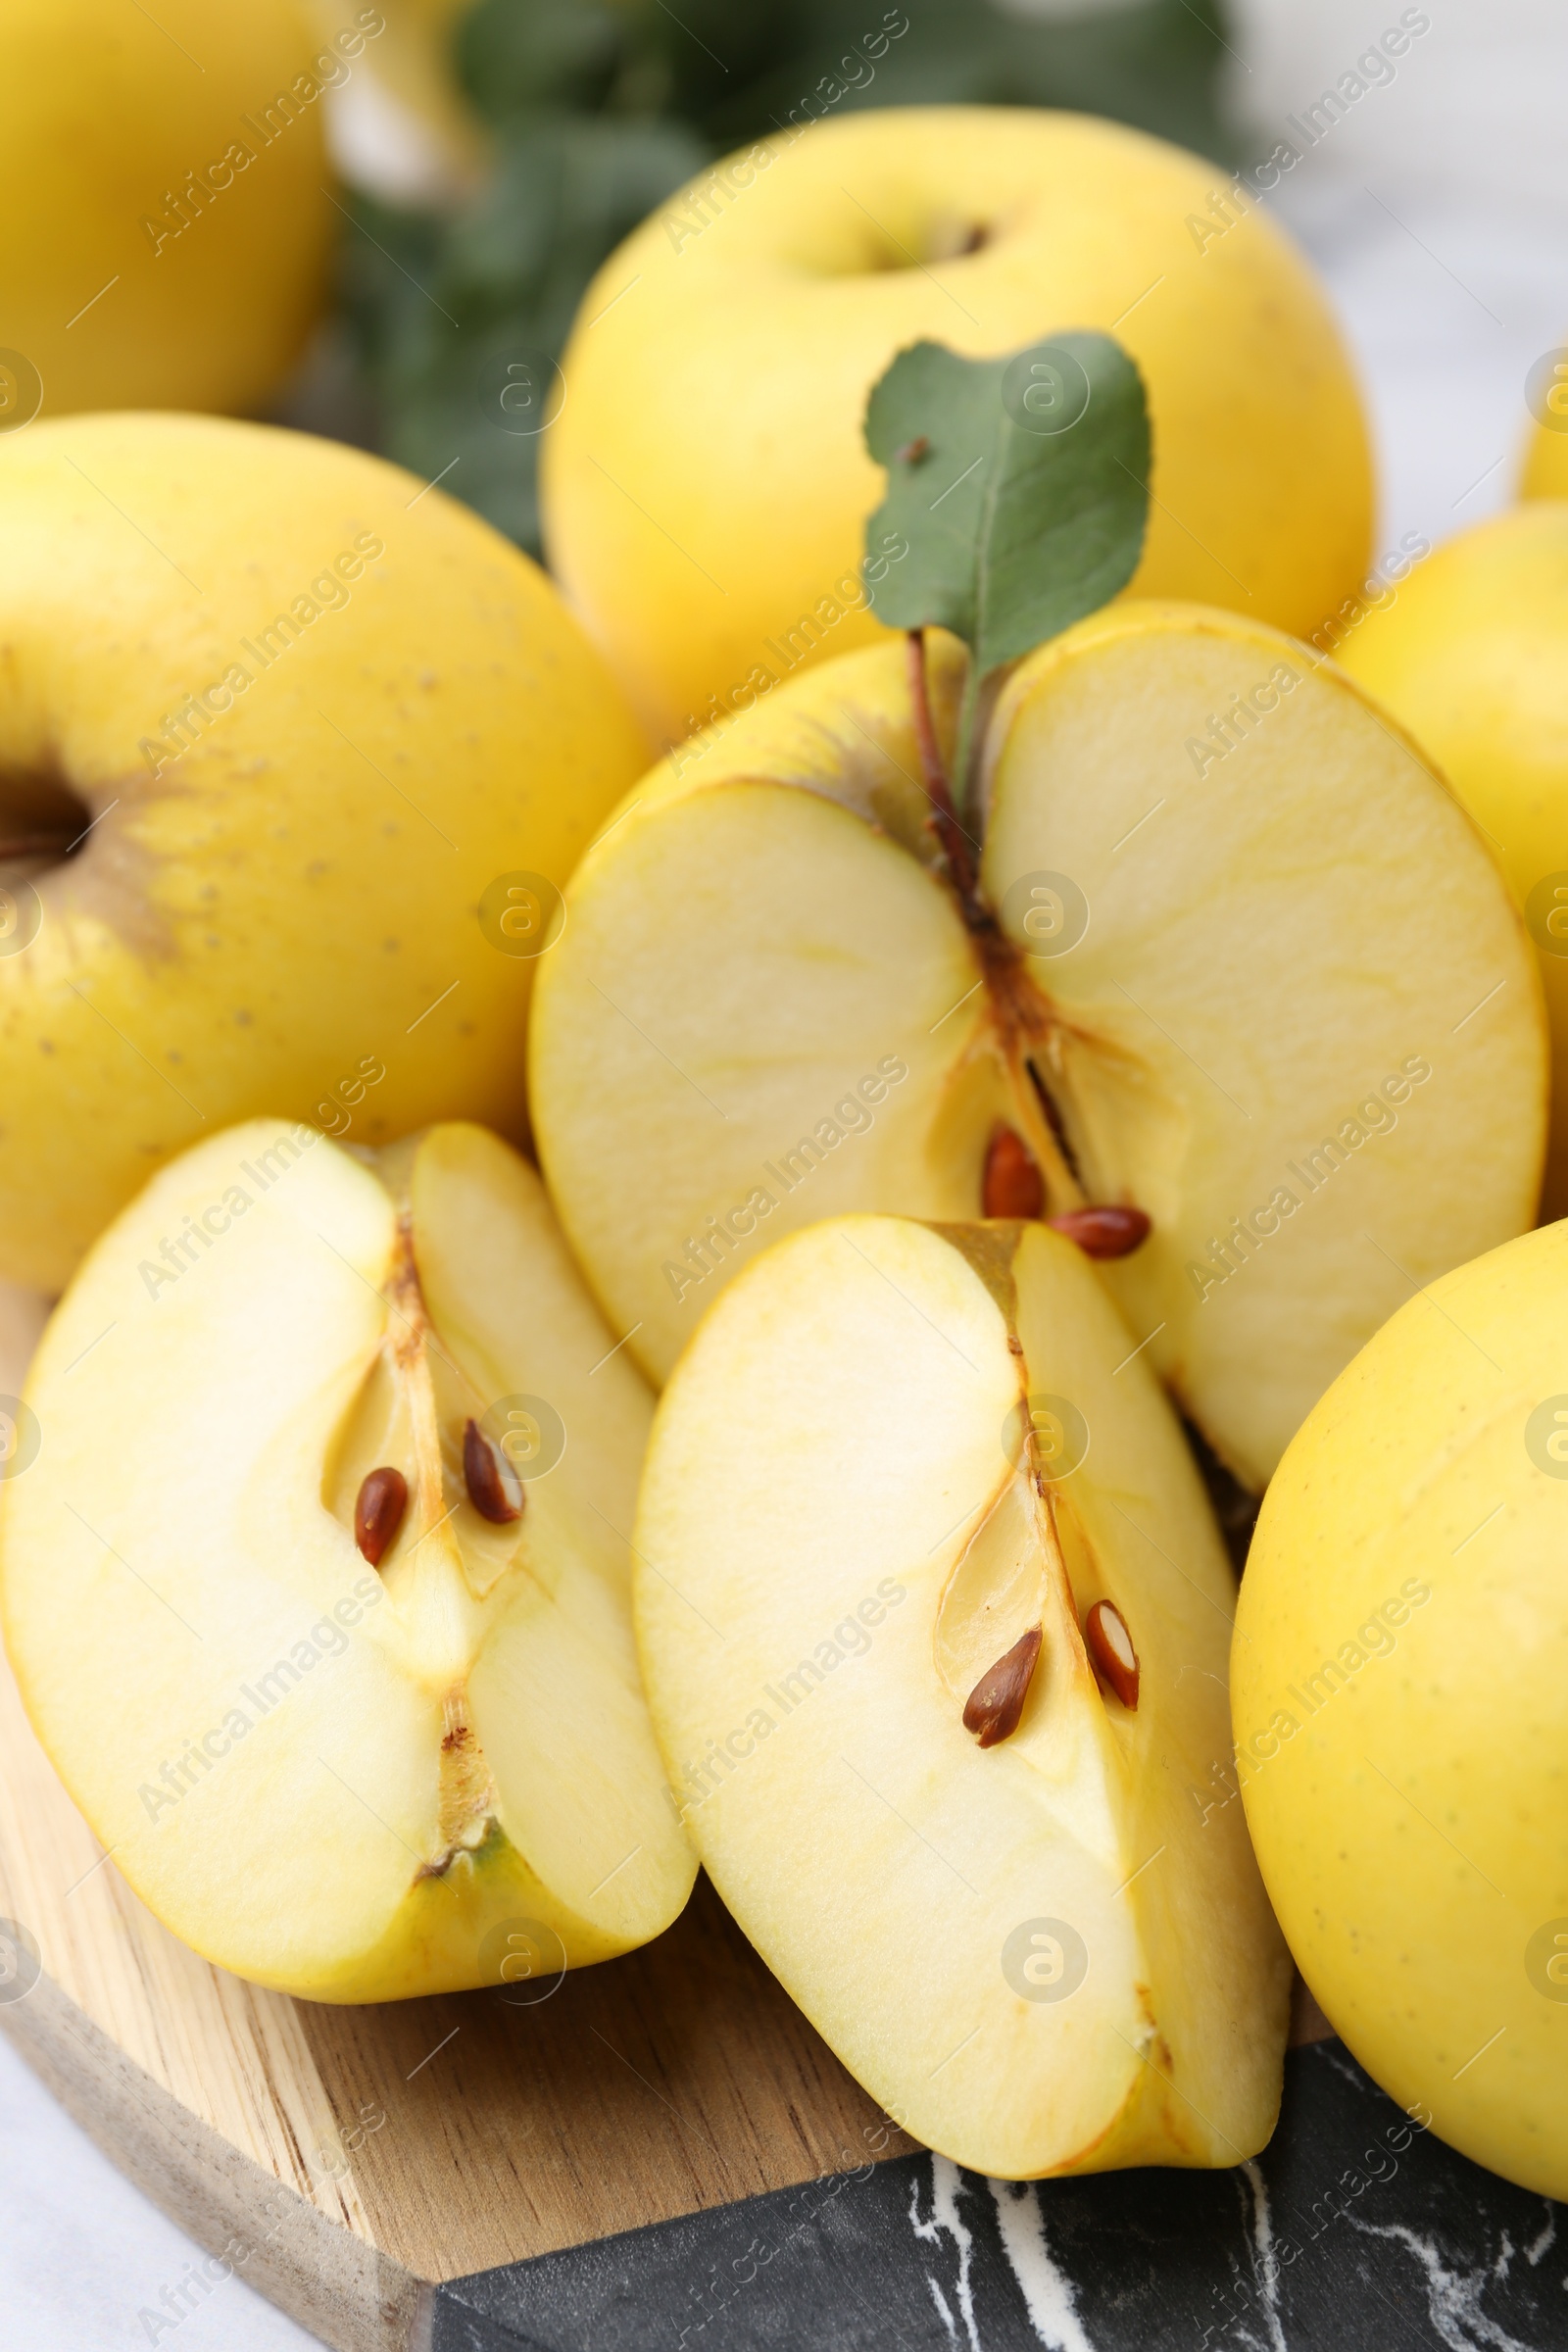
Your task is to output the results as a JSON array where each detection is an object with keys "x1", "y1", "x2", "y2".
[
  {"x1": 0, "y1": 1118, "x2": 695, "y2": 1999},
  {"x1": 635, "y1": 1212, "x2": 1292, "y2": 2176},
  {"x1": 530, "y1": 605, "x2": 1546, "y2": 1491}
]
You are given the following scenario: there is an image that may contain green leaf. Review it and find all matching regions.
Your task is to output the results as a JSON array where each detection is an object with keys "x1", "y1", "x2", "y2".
[{"x1": 862, "y1": 330, "x2": 1151, "y2": 681}]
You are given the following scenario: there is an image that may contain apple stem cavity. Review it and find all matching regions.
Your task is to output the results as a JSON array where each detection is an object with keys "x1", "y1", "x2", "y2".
[
  {"x1": 463, "y1": 1417, "x2": 523, "y2": 1524},
  {"x1": 983, "y1": 1125, "x2": 1045, "y2": 1220},
  {"x1": 1084, "y1": 1599, "x2": 1140, "y2": 1709},
  {"x1": 962, "y1": 1624, "x2": 1043, "y2": 1747},
  {"x1": 354, "y1": 1466, "x2": 409, "y2": 1568},
  {"x1": 1048, "y1": 1204, "x2": 1152, "y2": 1260}
]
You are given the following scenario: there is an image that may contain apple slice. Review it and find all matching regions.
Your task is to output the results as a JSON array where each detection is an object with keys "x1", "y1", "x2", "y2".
[
  {"x1": 530, "y1": 607, "x2": 1546, "y2": 1491},
  {"x1": 0, "y1": 1118, "x2": 694, "y2": 1999},
  {"x1": 635, "y1": 1212, "x2": 1291, "y2": 2176}
]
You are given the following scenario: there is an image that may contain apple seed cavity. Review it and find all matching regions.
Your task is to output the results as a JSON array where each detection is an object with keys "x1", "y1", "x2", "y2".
[
  {"x1": 1084, "y1": 1599, "x2": 1139, "y2": 1709},
  {"x1": 354, "y1": 1466, "x2": 408, "y2": 1568},
  {"x1": 962, "y1": 1624, "x2": 1043, "y2": 1747},
  {"x1": 463, "y1": 1417, "x2": 523, "y2": 1524},
  {"x1": 983, "y1": 1125, "x2": 1044, "y2": 1220},
  {"x1": 1047, "y1": 1204, "x2": 1152, "y2": 1259}
]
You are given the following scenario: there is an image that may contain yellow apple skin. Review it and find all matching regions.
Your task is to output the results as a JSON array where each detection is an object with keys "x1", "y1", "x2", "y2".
[
  {"x1": 541, "y1": 106, "x2": 1373, "y2": 741},
  {"x1": 1521, "y1": 414, "x2": 1568, "y2": 501},
  {"x1": 312, "y1": 0, "x2": 489, "y2": 198},
  {"x1": 0, "y1": 414, "x2": 649, "y2": 1293},
  {"x1": 1337, "y1": 504, "x2": 1568, "y2": 1218},
  {"x1": 0, "y1": 0, "x2": 337, "y2": 419},
  {"x1": 1234, "y1": 1218, "x2": 1568, "y2": 2199}
]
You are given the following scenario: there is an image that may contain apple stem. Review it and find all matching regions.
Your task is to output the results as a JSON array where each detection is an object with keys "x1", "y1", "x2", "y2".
[{"x1": 906, "y1": 630, "x2": 983, "y2": 914}]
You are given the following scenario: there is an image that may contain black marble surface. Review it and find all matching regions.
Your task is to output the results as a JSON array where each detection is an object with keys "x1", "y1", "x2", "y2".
[{"x1": 433, "y1": 2039, "x2": 1565, "y2": 2352}]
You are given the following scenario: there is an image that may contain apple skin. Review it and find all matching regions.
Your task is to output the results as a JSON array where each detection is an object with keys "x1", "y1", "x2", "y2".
[
  {"x1": 0, "y1": 0, "x2": 335, "y2": 418},
  {"x1": 0, "y1": 414, "x2": 649, "y2": 1293},
  {"x1": 1337, "y1": 503, "x2": 1568, "y2": 1217},
  {"x1": 1521, "y1": 407, "x2": 1568, "y2": 502},
  {"x1": 1234, "y1": 1218, "x2": 1568, "y2": 2199},
  {"x1": 540, "y1": 105, "x2": 1373, "y2": 741}
]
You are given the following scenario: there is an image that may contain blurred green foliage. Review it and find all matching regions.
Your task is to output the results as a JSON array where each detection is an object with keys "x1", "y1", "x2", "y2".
[{"x1": 340, "y1": 0, "x2": 1235, "y2": 556}]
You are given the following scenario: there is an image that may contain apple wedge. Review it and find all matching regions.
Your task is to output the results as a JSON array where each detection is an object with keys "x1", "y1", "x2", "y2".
[
  {"x1": 0, "y1": 1119, "x2": 694, "y2": 1999},
  {"x1": 531, "y1": 606, "x2": 1546, "y2": 1493},
  {"x1": 635, "y1": 1212, "x2": 1291, "y2": 2176}
]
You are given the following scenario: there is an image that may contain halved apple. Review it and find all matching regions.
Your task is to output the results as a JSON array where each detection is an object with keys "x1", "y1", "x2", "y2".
[
  {"x1": 0, "y1": 1119, "x2": 694, "y2": 1999},
  {"x1": 530, "y1": 605, "x2": 1546, "y2": 1493},
  {"x1": 635, "y1": 1212, "x2": 1291, "y2": 2176}
]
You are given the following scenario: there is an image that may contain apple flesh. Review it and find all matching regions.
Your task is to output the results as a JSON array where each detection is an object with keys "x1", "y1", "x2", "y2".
[
  {"x1": 635, "y1": 1212, "x2": 1292, "y2": 2177},
  {"x1": 0, "y1": 1119, "x2": 694, "y2": 1999},
  {"x1": 530, "y1": 608, "x2": 1546, "y2": 1492},
  {"x1": 0, "y1": 412, "x2": 649, "y2": 1294},
  {"x1": 1235, "y1": 1217, "x2": 1568, "y2": 2199}
]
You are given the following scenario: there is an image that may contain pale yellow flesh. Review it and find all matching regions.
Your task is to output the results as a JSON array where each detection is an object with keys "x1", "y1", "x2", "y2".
[
  {"x1": 0, "y1": 413, "x2": 648, "y2": 1293},
  {"x1": 635, "y1": 1214, "x2": 1290, "y2": 2179},
  {"x1": 542, "y1": 106, "x2": 1371, "y2": 739},
  {"x1": 1235, "y1": 1217, "x2": 1568, "y2": 2200},
  {"x1": 2, "y1": 0, "x2": 330, "y2": 416},
  {"x1": 1337, "y1": 502, "x2": 1568, "y2": 1216},
  {"x1": 530, "y1": 611, "x2": 1546, "y2": 1490},
  {"x1": 0, "y1": 1119, "x2": 694, "y2": 2000}
]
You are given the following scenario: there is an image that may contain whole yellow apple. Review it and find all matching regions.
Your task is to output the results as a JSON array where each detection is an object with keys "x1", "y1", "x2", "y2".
[
  {"x1": 0, "y1": 0, "x2": 343, "y2": 421},
  {"x1": 0, "y1": 412, "x2": 648, "y2": 1293},
  {"x1": 1337, "y1": 503, "x2": 1568, "y2": 1216},
  {"x1": 310, "y1": 0, "x2": 488, "y2": 200},
  {"x1": 1520, "y1": 340, "x2": 1568, "y2": 498},
  {"x1": 540, "y1": 106, "x2": 1374, "y2": 742},
  {"x1": 1234, "y1": 1218, "x2": 1568, "y2": 2199}
]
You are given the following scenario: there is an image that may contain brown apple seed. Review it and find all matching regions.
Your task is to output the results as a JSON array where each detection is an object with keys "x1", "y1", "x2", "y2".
[
  {"x1": 1048, "y1": 1204, "x2": 1152, "y2": 1259},
  {"x1": 982, "y1": 1126, "x2": 1045, "y2": 1220},
  {"x1": 962, "y1": 1626, "x2": 1043, "y2": 1747},
  {"x1": 355, "y1": 1467, "x2": 408, "y2": 1568},
  {"x1": 464, "y1": 1417, "x2": 523, "y2": 1524},
  {"x1": 1084, "y1": 1599, "x2": 1140, "y2": 1709}
]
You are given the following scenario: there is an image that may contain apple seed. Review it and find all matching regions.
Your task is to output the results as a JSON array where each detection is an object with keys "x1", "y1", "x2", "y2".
[
  {"x1": 962, "y1": 1625, "x2": 1043, "y2": 1747},
  {"x1": 1048, "y1": 1204, "x2": 1152, "y2": 1259},
  {"x1": 982, "y1": 1126, "x2": 1044, "y2": 1220},
  {"x1": 354, "y1": 1467, "x2": 408, "y2": 1568},
  {"x1": 464, "y1": 1417, "x2": 523, "y2": 1524},
  {"x1": 1084, "y1": 1599, "x2": 1139, "y2": 1709}
]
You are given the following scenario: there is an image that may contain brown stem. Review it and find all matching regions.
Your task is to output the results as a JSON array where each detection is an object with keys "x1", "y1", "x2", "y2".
[{"x1": 906, "y1": 630, "x2": 982, "y2": 916}]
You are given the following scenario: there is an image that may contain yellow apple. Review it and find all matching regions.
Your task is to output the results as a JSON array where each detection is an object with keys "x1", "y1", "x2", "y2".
[
  {"x1": 1234, "y1": 1217, "x2": 1568, "y2": 2199},
  {"x1": 1337, "y1": 503, "x2": 1568, "y2": 1217},
  {"x1": 0, "y1": 411, "x2": 648, "y2": 1294},
  {"x1": 529, "y1": 610, "x2": 1545, "y2": 1493},
  {"x1": 1520, "y1": 354, "x2": 1568, "y2": 500},
  {"x1": 312, "y1": 0, "x2": 489, "y2": 200},
  {"x1": 0, "y1": 1119, "x2": 695, "y2": 1999},
  {"x1": 540, "y1": 106, "x2": 1374, "y2": 742},
  {"x1": 0, "y1": 0, "x2": 345, "y2": 420},
  {"x1": 636, "y1": 1212, "x2": 1290, "y2": 2175}
]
